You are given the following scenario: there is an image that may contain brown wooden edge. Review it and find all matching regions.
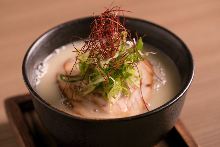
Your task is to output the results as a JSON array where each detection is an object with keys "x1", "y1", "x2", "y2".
[
  {"x1": 5, "y1": 94, "x2": 199, "y2": 147},
  {"x1": 4, "y1": 95, "x2": 36, "y2": 147},
  {"x1": 175, "y1": 119, "x2": 198, "y2": 147}
]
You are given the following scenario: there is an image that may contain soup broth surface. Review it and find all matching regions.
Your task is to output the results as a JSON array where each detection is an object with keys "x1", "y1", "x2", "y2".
[{"x1": 35, "y1": 41, "x2": 180, "y2": 119}]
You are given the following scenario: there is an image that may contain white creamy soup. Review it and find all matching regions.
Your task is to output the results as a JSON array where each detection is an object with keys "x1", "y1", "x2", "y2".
[{"x1": 34, "y1": 41, "x2": 180, "y2": 119}]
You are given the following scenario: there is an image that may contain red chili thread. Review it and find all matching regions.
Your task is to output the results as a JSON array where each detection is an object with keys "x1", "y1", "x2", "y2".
[{"x1": 65, "y1": 6, "x2": 149, "y2": 110}]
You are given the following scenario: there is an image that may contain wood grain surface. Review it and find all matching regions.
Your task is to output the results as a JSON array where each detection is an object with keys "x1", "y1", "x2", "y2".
[{"x1": 0, "y1": 0, "x2": 220, "y2": 146}]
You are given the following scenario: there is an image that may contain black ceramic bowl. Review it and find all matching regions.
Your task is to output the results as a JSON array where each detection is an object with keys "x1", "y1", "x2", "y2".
[{"x1": 22, "y1": 17, "x2": 194, "y2": 147}]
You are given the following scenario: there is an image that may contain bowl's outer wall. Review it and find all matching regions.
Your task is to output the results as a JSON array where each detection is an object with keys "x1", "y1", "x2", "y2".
[
  {"x1": 23, "y1": 17, "x2": 193, "y2": 147},
  {"x1": 32, "y1": 92, "x2": 186, "y2": 147}
]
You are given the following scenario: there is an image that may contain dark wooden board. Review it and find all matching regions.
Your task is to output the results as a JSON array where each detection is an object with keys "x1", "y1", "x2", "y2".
[{"x1": 4, "y1": 95, "x2": 198, "y2": 147}]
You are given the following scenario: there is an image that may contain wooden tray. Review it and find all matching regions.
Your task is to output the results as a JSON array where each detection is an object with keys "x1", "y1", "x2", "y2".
[{"x1": 4, "y1": 95, "x2": 198, "y2": 147}]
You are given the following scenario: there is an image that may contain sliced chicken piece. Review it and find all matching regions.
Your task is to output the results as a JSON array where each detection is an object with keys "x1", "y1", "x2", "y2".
[
  {"x1": 57, "y1": 59, "x2": 154, "y2": 118},
  {"x1": 108, "y1": 60, "x2": 154, "y2": 116},
  {"x1": 63, "y1": 58, "x2": 80, "y2": 75}
]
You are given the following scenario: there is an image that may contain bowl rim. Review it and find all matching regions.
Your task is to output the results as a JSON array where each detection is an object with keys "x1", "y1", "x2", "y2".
[{"x1": 22, "y1": 16, "x2": 194, "y2": 122}]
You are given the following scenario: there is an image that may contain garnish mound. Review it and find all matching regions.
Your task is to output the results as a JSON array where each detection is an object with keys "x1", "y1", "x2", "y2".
[{"x1": 58, "y1": 6, "x2": 154, "y2": 112}]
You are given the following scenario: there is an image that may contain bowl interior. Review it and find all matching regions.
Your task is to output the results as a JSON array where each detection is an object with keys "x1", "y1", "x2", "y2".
[{"x1": 23, "y1": 16, "x2": 193, "y2": 120}]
